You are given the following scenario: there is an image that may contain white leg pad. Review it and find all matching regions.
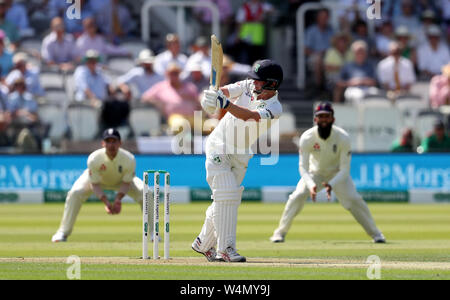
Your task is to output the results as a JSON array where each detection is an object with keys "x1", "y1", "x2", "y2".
[
  {"x1": 213, "y1": 186, "x2": 244, "y2": 252},
  {"x1": 197, "y1": 203, "x2": 217, "y2": 252}
]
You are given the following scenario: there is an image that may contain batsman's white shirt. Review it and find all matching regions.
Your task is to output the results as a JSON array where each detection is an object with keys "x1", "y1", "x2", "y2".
[
  {"x1": 206, "y1": 79, "x2": 282, "y2": 164},
  {"x1": 88, "y1": 148, "x2": 137, "y2": 188},
  {"x1": 299, "y1": 125, "x2": 352, "y2": 189}
]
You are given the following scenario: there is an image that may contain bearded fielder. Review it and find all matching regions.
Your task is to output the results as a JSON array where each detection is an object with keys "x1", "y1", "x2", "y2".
[
  {"x1": 192, "y1": 60, "x2": 284, "y2": 262},
  {"x1": 270, "y1": 102, "x2": 386, "y2": 244}
]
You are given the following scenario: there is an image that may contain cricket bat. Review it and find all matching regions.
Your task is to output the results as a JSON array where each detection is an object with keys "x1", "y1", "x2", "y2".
[{"x1": 210, "y1": 34, "x2": 223, "y2": 91}]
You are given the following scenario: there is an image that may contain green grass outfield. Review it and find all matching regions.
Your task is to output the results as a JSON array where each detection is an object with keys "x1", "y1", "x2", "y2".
[{"x1": 0, "y1": 203, "x2": 449, "y2": 280}]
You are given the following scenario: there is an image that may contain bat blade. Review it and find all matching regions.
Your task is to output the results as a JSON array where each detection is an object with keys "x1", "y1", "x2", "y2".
[{"x1": 210, "y1": 34, "x2": 223, "y2": 91}]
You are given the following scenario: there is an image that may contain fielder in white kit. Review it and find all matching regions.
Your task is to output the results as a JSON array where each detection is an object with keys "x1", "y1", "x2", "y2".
[
  {"x1": 193, "y1": 60, "x2": 284, "y2": 262},
  {"x1": 52, "y1": 128, "x2": 145, "y2": 242},
  {"x1": 270, "y1": 102, "x2": 386, "y2": 244}
]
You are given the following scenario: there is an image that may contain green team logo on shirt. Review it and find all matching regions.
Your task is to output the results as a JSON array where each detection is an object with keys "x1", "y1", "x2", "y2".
[
  {"x1": 212, "y1": 155, "x2": 222, "y2": 165},
  {"x1": 257, "y1": 102, "x2": 266, "y2": 109}
]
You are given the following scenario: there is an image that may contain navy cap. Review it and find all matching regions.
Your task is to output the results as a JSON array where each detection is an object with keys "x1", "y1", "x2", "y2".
[
  {"x1": 102, "y1": 128, "x2": 121, "y2": 141},
  {"x1": 247, "y1": 59, "x2": 283, "y2": 90},
  {"x1": 315, "y1": 102, "x2": 334, "y2": 116}
]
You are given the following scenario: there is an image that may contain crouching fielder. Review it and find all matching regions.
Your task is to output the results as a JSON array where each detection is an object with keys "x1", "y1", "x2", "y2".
[
  {"x1": 52, "y1": 128, "x2": 145, "y2": 242},
  {"x1": 270, "y1": 102, "x2": 386, "y2": 244},
  {"x1": 192, "y1": 60, "x2": 284, "y2": 262}
]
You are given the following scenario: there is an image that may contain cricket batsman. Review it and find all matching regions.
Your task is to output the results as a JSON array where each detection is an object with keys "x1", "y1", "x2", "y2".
[
  {"x1": 270, "y1": 102, "x2": 386, "y2": 244},
  {"x1": 192, "y1": 59, "x2": 284, "y2": 262},
  {"x1": 51, "y1": 128, "x2": 147, "y2": 242}
]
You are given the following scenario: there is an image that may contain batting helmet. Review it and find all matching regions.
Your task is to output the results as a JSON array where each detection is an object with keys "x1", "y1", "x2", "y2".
[{"x1": 247, "y1": 59, "x2": 284, "y2": 91}]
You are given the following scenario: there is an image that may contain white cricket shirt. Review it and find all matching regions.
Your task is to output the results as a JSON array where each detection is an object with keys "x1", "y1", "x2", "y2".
[
  {"x1": 87, "y1": 148, "x2": 136, "y2": 189},
  {"x1": 206, "y1": 79, "x2": 282, "y2": 159},
  {"x1": 299, "y1": 125, "x2": 352, "y2": 190}
]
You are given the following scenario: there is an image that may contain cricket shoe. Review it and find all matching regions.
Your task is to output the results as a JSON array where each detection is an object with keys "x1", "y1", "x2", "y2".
[
  {"x1": 51, "y1": 231, "x2": 67, "y2": 243},
  {"x1": 191, "y1": 237, "x2": 218, "y2": 262},
  {"x1": 269, "y1": 232, "x2": 285, "y2": 243},
  {"x1": 373, "y1": 233, "x2": 386, "y2": 243},
  {"x1": 216, "y1": 247, "x2": 246, "y2": 263}
]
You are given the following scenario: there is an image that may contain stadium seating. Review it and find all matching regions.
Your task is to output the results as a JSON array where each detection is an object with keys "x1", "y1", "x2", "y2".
[
  {"x1": 67, "y1": 103, "x2": 100, "y2": 141},
  {"x1": 43, "y1": 87, "x2": 69, "y2": 106},
  {"x1": 395, "y1": 97, "x2": 428, "y2": 128},
  {"x1": 332, "y1": 103, "x2": 361, "y2": 151},
  {"x1": 129, "y1": 104, "x2": 162, "y2": 137},
  {"x1": 107, "y1": 56, "x2": 136, "y2": 75},
  {"x1": 37, "y1": 103, "x2": 68, "y2": 142},
  {"x1": 40, "y1": 72, "x2": 65, "y2": 90}
]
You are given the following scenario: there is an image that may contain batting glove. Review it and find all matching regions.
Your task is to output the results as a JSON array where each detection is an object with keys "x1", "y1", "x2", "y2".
[
  {"x1": 216, "y1": 91, "x2": 230, "y2": 109},
  {"x1": 201, "y1": 89, "x2": 218, "y2": 114}
]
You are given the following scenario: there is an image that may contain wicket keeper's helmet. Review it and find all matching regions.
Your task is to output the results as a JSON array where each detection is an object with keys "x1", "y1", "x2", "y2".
[{"x1": 247, "y1": 59, "x2": 283, "y2": 91}]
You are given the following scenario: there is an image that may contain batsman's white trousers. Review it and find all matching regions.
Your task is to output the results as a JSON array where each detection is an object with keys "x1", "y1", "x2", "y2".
[
  {"x1": 57, "y1": 170, "x2": 144, "y2": 236},
  {"x1": 273, "y1": 174, "x2": 381, "y2": 239},
  {"x1": 197, "y1": 154, "x2": 248, "y2": 253}
]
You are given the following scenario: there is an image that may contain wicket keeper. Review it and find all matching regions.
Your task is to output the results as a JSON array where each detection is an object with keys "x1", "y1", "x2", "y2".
[
  {"x1": 52, "y1": 128, "x2": 146, "y2": 242},
  {"x1": 270, "y1": 102, "x2": 386, "y2": 244}
]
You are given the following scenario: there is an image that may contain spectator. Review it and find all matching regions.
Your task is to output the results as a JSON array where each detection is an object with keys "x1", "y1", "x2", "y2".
[
  {"x1": 141, "y1": 62, "x2": 201, "y2": 129},
  {"x1": 377, "y1": 41, "x2": 416, "y2": 100},
  {"x1": 116, "y1": 49, "x2": 164, "y2": 101},
  {"x1": 393, "y1": 0, "x2": 421, "y2": 38},
  {"x1": 5, "y1": 52, "x2": 45, "y2": 98},
  {"x1": 41, "y1": 17, "x2": 79, "y2": 72},
  {"x1": 235, "y1": 0, "x2": 275, "y2": 65},
  {"x1": 336, "y1": 0, "x2": 367, "y2": 32},
  {"x1": 304, "y1": 8, "x2": 334, "y2": 88},
  {"x1": 391, "y1": 128, "x2": 415, "y2": 152},
  {"x1": 6, "y1": 77, "x2": 42, "y2": 153},
  {"x1": 73, "y1": 50, "x2": 113, "y2": 107},
  {"x1": 221, "y1": 54, "x2": 251, "y2": 84},
  {"x1": 0, "y1": 0, "x2": 19, "y2": 47},
  {"x1": 5, "y1": 0, "x2": 33, "y2": 38},
  {"x1": 324, "y1": 32, "x2": 353, "y2": 93},
  {"x1": 0, "y1": 91, "x2": 11, "y2": 146},
  {"x1": 193, "y1": 0, "x2": 233, "y2": 37},
  {"x1": 429, "y1": 63, "x2": 450, "y2": 109},
  {"x1": 335, "y1": 41, "x2": 378, "y2": 103},
  {"x1": 76, "y1": 17, "x2": 130, "y2": 61},
  {"x1": 419, "y1": 120, "x2": 450, "y2": 153},
  {"x1": 183, "y1": 36, "x2": 211, "y2": 80},
  {"x1": 395, "y1": 26, "x2": 417, "y2": 67},
  {"x1": 417, "y1": 25, "x2": 450, "y2": 79},
  {"x1": 351, "y1": 20, "x2": 376, "y2": 56},
  {"x1": 0, "y1": 29, "x2": 13, "y2": 79},
  {"x1": 88, "y1": 0, "x2": 110, "y2": 14},
  {"x1": 376, "y1": 20, "x2": 395, "y2": 58},
  {"x1": 442, "y1": 0, "x2": 450, "y2": 25},
  {"x1": 95, "y1": 0, "x2": 133, "y2": 44},
  {"x1": 416, "y1": 9, "x2": 439, "y2": 47},
  {"x1": 63, "y1": 0, "x2": 94, "y2": 38},
  {"x1": 48, "y1": 0, "x2": 66, "y2": 18},
  {"x1": 154, "y1": 34, "x2": 188, "y2": 76},
  {"x1": 183, "y1": 62, "x2": 209, "y2": 93}
]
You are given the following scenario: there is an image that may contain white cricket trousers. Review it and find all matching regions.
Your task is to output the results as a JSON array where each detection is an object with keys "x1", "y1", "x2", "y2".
[
  {"x1": 274, "y1": 174, "x2": 381, "y2": 239},
  {"x1": 57, "y1": 170, "x2": 144, "y2": 236},
  {"x1": 196, "y1": 154, "x2": 248, "y2": 253}
]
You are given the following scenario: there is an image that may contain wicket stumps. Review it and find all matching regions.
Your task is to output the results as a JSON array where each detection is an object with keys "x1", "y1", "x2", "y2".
[{"x1": 143, "y1": 170, "x2": 170, "y2": 260}]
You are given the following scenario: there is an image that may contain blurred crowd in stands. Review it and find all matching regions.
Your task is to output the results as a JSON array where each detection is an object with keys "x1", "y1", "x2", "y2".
[{"x1": 0, "y1": 0, "x2": 448, "y2": 154}]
